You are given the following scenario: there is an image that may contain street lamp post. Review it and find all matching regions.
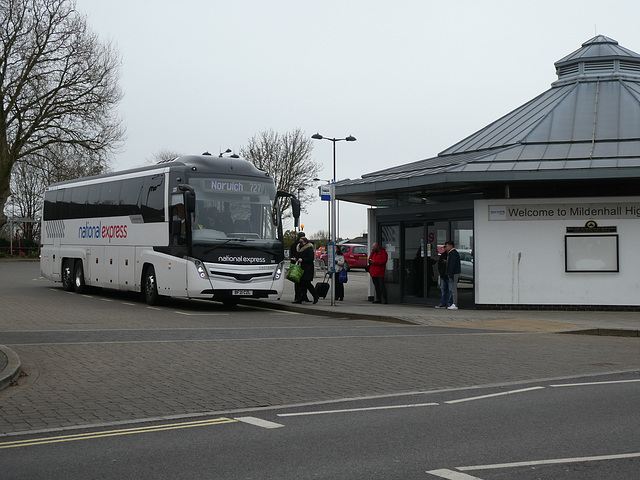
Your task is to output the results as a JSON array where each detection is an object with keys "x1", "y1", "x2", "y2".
[{"x1": 311, "y1": 133, "x2": 356, "y2": 306}]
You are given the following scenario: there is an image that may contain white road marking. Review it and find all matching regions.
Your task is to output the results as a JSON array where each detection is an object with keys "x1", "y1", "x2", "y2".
[
  {"x1": 173, "y1": 311, "x2": 228, "y2": 316},
  {"x1": 444, "y1": 386, "x2": 544, "y2": 404},
  {"x1": 457, "y1": 451, "x2": 640, "y2": 471},
  {"x1": 550, "y1": 379, "x2": 640, "y2": 388},
  {"x1": 234, "y1": 417, "x2": 284, "y2": 429},
  {"x1": 278, "y1": 402, "x2": 439, "y2": 417},
  {"x1": 426, "y1": 469, "x2": 483, "y2": 479}
]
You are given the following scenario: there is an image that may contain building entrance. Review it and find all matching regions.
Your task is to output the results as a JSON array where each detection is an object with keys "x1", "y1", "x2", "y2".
[{"x1": 379, "y1": 218, "x2": 474, "y2": 306}]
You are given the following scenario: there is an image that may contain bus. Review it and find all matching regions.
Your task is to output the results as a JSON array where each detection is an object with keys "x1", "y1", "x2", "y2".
[{"x1": 40, "y1": 154, "x2": 300, "y2": 306}]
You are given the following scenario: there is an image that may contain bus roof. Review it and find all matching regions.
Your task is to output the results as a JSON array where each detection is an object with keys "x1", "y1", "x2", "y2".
[{"x1": 47, "y1": 154, "x2": 272, "y2": 189}]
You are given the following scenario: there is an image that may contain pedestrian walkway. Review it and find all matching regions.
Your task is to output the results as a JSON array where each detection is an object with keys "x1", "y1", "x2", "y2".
[
  {"x1": 245, "y1": 268, "x2": 640, "y2": 335},
  {"x1": 1, "y1": 266, "x2": 638, "y2": 393}
]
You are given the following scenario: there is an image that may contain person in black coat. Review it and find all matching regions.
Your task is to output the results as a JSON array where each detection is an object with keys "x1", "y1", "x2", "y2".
[
  {"x1": 289, "y1": 231, "x2": 309, "y2": 302},
  {"x1": 295, "y1": 237, "x2": 318, "y2": 304}
]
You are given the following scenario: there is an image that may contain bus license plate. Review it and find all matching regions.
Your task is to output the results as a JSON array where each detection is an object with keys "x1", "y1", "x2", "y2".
[{"x1": 232, "y1": 290, "x2": 253, "y2": 296}]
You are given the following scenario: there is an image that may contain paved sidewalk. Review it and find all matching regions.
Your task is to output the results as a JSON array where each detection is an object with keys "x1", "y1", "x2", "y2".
[
  {"x1": 243, "y1": 267, "x2": 640, "y2": 335},
  {"x1": 1, "y1": 265, "x2": 639, "y2": 394}
]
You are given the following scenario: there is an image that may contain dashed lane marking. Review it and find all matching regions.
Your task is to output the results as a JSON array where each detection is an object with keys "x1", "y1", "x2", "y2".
[
  {"x1": 428, "y1": 452, "x2": 640, "y2": 478},
  {"x1": 457, "y1": 451, "x2": 640, "y2": 472},
  {"x1": 426, "y1": 470, "x2": 483, "y2": 479},
  {"x1": 444, "y1": 387, "x2": 544, "y2": 404},
  {"x1": 173, "y1": 311, "x2": 229, "y2": 316},
  {"x1": 278, "y1": 402, "x2": 439, "y2": 417},
  {"x1": 550, "y1": 378, "x2": 640, "y2": 388},
  {"x1": 234, "y1": 417, "x2": 284, "y2": 429}
]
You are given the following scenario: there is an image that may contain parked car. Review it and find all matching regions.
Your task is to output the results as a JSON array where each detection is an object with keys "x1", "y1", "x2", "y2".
[
  {"x1": 458, "y1": 249, "x2": 474, "y2": 282},
  {"x1": 321, "y1": 243, "x2": 368, "y2": 271}
]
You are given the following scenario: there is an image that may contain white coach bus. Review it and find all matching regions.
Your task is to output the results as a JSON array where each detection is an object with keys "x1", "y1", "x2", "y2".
[{"x1": 40, "y1": 154, "x2": 300, "y2": 306}]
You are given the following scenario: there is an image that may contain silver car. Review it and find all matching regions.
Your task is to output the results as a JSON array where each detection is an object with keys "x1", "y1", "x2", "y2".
[{"x1": 458, "y1": 249, "x2": 474, "y2": 283}]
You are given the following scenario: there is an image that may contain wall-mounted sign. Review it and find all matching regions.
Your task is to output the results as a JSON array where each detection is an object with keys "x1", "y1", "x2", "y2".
[
  {"x1": 566, "y1": 221, "x2": 617, "y2": 233},
  {"x1": 489, "y1": 202, "x2": 640, "y2": 221},
  {"x1": 565, "y1": 234, "x2": 619, "y2": 273}
]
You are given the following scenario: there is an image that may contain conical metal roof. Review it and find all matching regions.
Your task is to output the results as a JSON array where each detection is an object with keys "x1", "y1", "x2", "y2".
[{"x1": 336, "y1": 36, "x2": 640, "y2": 205}]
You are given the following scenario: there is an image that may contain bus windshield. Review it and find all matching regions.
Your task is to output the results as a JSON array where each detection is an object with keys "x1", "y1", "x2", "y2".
[{"x1": 188, "y1": 175, "x2": 278, "y2": 243}]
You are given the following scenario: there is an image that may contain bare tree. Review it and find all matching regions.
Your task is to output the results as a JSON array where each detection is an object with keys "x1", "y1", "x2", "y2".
[
  {"x1": 5, "y1": 143, "x2": 108, "y2": 242},
  {"x1": 0, "y1": 0, "x2": 125, "y2": 229},
  {"x1": 240, "y1": 128, "x2": 320, "y2": 218},
  {"x1": 147, "y1": 148, "x2": 183, "y2": 164}
]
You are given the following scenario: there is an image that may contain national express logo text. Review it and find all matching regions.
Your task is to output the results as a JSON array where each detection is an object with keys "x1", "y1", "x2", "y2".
[
  {"x1": 218, "y1": 254, "x2": 267, "y2": 264},
  {"x1": 78, "y1": 221, "x2": 127, "y2": 243}
]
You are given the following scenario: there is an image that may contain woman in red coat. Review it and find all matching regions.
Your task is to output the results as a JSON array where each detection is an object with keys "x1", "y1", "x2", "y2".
[{"x1": 368, "y1": 243, "x2": 388, "y2": 304}]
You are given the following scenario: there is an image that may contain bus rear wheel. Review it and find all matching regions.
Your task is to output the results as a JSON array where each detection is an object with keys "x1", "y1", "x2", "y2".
[
  {"x1": 62, "y1": 259, "x2": 74, "y2": 291},
  {"x1": 144, "y1": 266, "x2": 163, "y2": 306},
  {"x1": 74, "y1": 261, "x2": 86, "y2": 294}
]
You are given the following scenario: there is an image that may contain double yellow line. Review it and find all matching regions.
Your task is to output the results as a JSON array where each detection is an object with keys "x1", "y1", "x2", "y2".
[{"x1": 0, "y1": 417, "x2": 237, "y2": 449}]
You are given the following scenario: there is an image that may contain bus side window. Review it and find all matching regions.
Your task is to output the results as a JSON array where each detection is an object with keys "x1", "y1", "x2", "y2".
[
  {"x1": 87, "y1": 184, "x2": 101, "y2": 218},
  {"x1": 100, "y1": 181, "x2": 121, "y2": 217},
  {"x1": 60, "y1": 188, "x2": 72, "y2": 219},
  {"x1": 141, "y1": 174, "x2": 165, "y2": 223},
  {"x1": 70, "y1": 186, "x2": 89, "y2": 219},
  {"x1": 43, "y1": 190, "x2": 57, "y2": 221},
  {"x1": 120, "y1": 178, "x2": 144, "y2": 216}
]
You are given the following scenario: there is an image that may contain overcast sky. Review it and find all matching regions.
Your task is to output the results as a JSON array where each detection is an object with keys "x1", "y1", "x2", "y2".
[{"x1": 79, "y1": 0, "x2": 640, "y2": 238}]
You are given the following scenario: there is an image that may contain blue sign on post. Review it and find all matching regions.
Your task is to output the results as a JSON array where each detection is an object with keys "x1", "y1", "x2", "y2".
[{"x1": 319, "y1": 184, "x2": 331, "y2": 201}]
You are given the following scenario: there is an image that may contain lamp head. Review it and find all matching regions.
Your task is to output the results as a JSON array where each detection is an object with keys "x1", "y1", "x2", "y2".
[
  {"x1": 346, "y1": 135, "x2": 357, "y2": 142},
  {"x1": 311, "y1": 133, "x2": 324, "y2": 140}
]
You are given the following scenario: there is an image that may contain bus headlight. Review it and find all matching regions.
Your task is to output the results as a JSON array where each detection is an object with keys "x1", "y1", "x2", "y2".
[
  {"x1": 191, "y1": 258, "x2": 208, "y2": 279},
  {"x1": 274, "y1": 262, "x2": 283, "y2": 280}
]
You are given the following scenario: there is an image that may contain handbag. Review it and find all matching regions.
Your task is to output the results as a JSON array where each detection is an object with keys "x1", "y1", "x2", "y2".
[
  {"x1": 286, "y1": 263, "x2": 303, "y2": 283},
  {"x1": 338, "y1": 268, "x2": 348, "y2": 284}
]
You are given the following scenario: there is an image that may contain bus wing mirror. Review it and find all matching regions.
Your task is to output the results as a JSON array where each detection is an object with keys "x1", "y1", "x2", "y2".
[
  {"x1": 178, "y1": 184, "x2": 196, "y2": 213},
  {"x1": 184, "y1": 190, "x2": 195, "y2": 213}
]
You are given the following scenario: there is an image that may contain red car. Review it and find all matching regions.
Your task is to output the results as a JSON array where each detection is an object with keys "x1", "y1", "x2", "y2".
[{"x1": 321, "y1": 243, "x2": 368, "y2": 271}]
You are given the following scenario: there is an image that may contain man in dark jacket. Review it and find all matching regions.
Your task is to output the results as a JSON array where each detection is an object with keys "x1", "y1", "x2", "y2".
[
  {"x1": 290, "y1": 231, "x2": 309, "y2": 302},
  {"x1": 444, "y1": 240, "x2": 461, "y2": 310}
]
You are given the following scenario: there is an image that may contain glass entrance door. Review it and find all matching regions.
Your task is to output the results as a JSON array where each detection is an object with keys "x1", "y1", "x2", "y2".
[
  {"x1": 427, "y1": 221, "x2": 449, "y2": 302},
  {"x1": 402, "y1": 223, "x2": 425, "y2": 302}
]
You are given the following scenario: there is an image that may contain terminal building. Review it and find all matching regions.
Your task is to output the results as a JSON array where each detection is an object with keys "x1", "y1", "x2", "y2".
[{"x1": 335, "y1": 35, "x2": 640, "y2": 309}]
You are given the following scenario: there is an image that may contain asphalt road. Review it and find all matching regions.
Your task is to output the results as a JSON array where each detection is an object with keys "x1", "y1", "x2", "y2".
[
  {"x1": 1, "y1": 259, "x2": 639, "y2": 478},
  {"x1": 2, "y1": 374, "x2": 639, "y2": 479}
]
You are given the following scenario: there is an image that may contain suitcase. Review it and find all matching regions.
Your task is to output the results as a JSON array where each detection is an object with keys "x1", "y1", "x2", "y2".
[{"x1": 315, "y1": 275, "x2": 330, "y2": 299}]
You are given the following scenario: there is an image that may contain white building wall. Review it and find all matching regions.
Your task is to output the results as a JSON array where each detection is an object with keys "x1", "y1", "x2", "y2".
[{"x1": 474, "y1": 196, "x2": 640, "y2": 306}]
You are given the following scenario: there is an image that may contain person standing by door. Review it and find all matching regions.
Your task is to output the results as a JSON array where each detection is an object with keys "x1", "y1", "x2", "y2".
[
  {"x1": 435, "y1": 248, "x2": 451, "y2": 308},
  {"x1": 368, "y1": 242, "x2": 388, "y2": 304},
  {"x1": 444, "y1": 240, "x2": 461, "y2": 310}
]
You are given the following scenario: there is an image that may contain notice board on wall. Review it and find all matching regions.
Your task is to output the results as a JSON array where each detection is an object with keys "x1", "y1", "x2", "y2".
[{"x1": 565, "y1": 235, "x2": 619, "y2": 272}]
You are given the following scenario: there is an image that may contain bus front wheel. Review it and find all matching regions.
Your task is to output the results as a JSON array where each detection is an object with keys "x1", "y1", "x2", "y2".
[
  {"x1": 62, "y1": 259, "x2": 74, "y2": 291},
  {"x1": 74, "y1": 261, "x2": 86, "y2": 294},
  {"x1": 144, "y1": 266, "x2": 163, "y2": 306}
]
